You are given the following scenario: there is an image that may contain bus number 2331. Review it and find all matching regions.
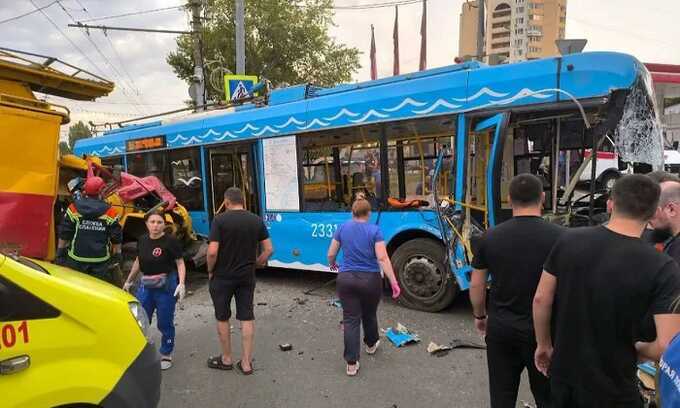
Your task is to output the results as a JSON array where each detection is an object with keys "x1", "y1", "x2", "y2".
[{"x1": 311, "y1": 223, "x2": 338, "y2": 238}]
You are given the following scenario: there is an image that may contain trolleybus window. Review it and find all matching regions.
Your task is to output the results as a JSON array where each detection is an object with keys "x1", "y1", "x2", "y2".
[
  {"x1": 168, "y1": 148, "x2": 204, "y2": 211},
  {"x1": 126, "y1": 147, "x2": 205, "y2": 211},
  {"x1": 386, "y1": 117, "x2": 455, "y2": 202},
  {"x1": 300, "y1": 125, "x2": 382, "y2": 211}
]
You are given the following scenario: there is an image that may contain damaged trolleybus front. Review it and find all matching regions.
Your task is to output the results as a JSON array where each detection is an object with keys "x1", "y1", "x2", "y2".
[{"x1": 74, "y1": 52, "x2": 663, "y2": 312}]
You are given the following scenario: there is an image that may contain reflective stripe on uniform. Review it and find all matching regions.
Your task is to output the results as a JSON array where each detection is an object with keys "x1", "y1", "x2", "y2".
[{"x1": 67, "y1": 205, "x2": 111, "y2": 263}]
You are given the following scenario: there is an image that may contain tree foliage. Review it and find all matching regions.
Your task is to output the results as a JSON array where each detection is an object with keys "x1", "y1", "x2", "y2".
[
  {"x1": 167, "y1": 0, "x2": 361, "y2": 101},
  {"x1": 68, "y1": 121, "x2": 91, "y2": 152},
  {"x1": 59, "y1": 141, "x2": 71, "y2": 156}
]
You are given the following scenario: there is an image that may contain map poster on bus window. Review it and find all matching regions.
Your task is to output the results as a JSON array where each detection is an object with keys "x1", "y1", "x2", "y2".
[
  {"x1": 262, "y1": 136, "x2": 300, "y2": 211},
  {"x1": 224, "y1": 74, "x2": 258, "y2": 101}
]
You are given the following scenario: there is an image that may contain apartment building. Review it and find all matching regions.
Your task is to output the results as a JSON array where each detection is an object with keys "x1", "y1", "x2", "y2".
[{"x1": 458, "y1": 0, "x2": 567, "y2": 64}]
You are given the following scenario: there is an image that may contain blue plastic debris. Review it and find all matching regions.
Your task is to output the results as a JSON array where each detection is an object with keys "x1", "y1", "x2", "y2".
[
  {"x1": 638, "y1": 361, "x2": 656, "y2": 377},
  {"x1": 385, "y1": 323, "x2": 420, "y2": 347}
]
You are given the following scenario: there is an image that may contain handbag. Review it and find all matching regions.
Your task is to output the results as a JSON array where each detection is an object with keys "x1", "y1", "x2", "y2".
[{"x1": 141, "y1": 273, "x2": 168, "y2": 289}]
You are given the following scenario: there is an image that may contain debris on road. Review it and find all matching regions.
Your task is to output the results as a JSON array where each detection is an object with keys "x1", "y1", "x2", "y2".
[
  {"x1": 257, "y1": 302, "x2": 268, "y2": 306},
  {"x1": 385, "y1": 323, "x2": 420, "y2": 347},
  {"x1": 293, "y1": 297, "x2": 307, "y2": 305},
  {"x1": 427, "y1": 341, "x2": 453, "y2": 357},
  {"x1": 328, "y1": 298, "x2": 342, "y2": 308},
  {"x1": 279, "y1": 343, "x2": 293, "y2": 351},
  {"x1": 449, "y1": 339, "x2": 486, "y2": 350}
]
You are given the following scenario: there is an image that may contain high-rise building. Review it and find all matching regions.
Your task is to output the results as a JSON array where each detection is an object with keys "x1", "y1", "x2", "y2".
[{"x1": 458, "y1": 0, "x2": 567, "y2": 64}]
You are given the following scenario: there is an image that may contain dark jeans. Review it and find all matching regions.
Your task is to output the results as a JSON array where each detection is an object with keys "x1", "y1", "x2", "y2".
[
  {"x1": 551, "y1": 379, "x2": 643, "y2": 408},
  {"x1": 336, "y1": 271, "x2": 382, "y2": 364},
  {"x1": 136, "y1": 274, "x2": 178, "y2": 355},
  {"x1": 486, "y1": 334, "x2": 550, "y2": 408}
]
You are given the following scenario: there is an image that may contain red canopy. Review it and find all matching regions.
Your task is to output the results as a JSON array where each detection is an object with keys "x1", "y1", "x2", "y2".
[{"x1": 645, "y1": 63, "x2": 680, "y2": 99}]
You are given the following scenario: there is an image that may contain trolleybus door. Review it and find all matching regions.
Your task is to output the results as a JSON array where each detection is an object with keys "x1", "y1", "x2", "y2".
[
  {"x1": 207, "y1": 144, "x2": 259, "y2": 217},
  {"x1": 464, "y1": 113, "x2": 510, "y2": 229}
]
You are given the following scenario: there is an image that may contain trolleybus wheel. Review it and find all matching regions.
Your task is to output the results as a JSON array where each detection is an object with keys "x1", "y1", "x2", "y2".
[{"x1": 392, "y1": 238, "x2": 458, "y2": 312}]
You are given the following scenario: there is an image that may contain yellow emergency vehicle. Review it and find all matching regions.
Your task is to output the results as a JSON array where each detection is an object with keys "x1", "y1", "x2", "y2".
[{"x1": 0, "y1": 250, "x2": 160, "y2": 407}]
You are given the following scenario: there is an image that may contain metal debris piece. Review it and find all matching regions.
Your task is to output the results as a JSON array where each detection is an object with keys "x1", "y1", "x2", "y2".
[
  {"x1": 449, "y1": 339, "x2": 486, "y2": 350},
  {"x1": 279, "y1": 343, "x2": 293, "y2": 351},
  {"x1": 427, "y1": 341, "x2": 453, "y2": 356}
]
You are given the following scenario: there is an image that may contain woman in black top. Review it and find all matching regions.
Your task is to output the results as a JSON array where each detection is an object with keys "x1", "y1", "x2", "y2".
[{"x1": 123, "y1": 210, "x2": 186, "y2": 370}]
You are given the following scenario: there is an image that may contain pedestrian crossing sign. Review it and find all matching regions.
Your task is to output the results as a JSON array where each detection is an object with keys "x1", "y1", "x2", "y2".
[{"x1": 225, "y1": 74, "x2": 258, "y2": 102}]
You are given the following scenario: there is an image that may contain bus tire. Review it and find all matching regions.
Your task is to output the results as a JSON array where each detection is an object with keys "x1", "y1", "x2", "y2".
[
  {"x1": 391, "y1": 238, "x2": 458, "y2": 312},
  {"x1": 597, "y1": 170, "x2": 620, "y2": 191}
]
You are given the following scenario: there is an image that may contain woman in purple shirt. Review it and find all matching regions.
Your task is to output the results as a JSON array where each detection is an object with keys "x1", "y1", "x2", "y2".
[{"x1": 327, "y1": 198, "x2": 401, "y2": 376}]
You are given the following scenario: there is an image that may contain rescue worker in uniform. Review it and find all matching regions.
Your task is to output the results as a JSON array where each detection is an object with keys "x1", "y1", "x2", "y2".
[{"x1": 56, "y1": 176, "x2": 122, "y2": 283}]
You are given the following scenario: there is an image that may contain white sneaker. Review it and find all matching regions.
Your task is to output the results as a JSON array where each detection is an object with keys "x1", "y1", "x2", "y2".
[
  {"x1": 160, "y1": 356, "x2": 173, "y2": 370},
  {"x1": 366, "y1": 340, "x2": 380, "y2": 355},
  {"x1": 346, "y1": 361, "x2": 360, "y2": 376}
]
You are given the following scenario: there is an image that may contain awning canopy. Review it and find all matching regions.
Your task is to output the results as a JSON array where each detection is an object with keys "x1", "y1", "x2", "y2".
[{"x1": 645, "y1": 63, "x2": 680, "y2": 99}]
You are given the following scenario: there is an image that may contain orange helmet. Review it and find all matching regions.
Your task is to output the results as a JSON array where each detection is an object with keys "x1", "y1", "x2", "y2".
[{"x1": 83, "y1": 176, "x2": 105, "y2": 197}]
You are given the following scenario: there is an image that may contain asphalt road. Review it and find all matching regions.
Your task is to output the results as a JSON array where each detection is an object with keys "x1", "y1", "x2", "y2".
[{"x1": 153, "y1": 269, "x2": 535, "y2": 408}]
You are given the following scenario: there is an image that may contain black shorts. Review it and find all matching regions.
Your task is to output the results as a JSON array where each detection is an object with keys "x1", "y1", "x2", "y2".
[
  {"x1": 551, "y1": 378, "x2": 643, "y2": 408},
  {"x1": 208, "y1": 278, "x2": 255, "y2": 321}
]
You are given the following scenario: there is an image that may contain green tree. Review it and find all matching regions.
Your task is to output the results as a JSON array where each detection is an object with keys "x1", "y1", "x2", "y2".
[
  {"x1": 68, "y1": 121, "x2": 91, "y2": 153},
  {"x1": 167, "y1": 0, "x2": 361, "y2": 102},
  {"x1": 59, "y1": 141, "x2": 71, "y2": 155}
]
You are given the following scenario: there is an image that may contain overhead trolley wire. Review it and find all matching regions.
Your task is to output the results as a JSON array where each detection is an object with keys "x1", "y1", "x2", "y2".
[
  {"x1": 77, "y1": 5, "x2": 186, "y2": 23},
  {"x1": 53, "y1": 0, "x2": 147, "y2": 115},
  {"x1": 0, "y1": 0, "x2": 59, "y2": 25},
  {"x1": 71, "y1": 0, "x2": 150, "y2": 113}
]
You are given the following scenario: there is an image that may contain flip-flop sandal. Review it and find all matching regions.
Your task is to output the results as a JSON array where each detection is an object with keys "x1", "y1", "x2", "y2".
[
  {"x1": 207, "y1": 355, "x2": 233, "y2": 370},
  {"x1": 236, "y1": 360, "x2": 254, "y2": 375}
]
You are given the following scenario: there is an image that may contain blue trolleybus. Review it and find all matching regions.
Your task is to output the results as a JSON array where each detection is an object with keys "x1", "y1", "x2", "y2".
[{"x1": 75, "y1": 52, "x2": 663, "y2": 311}]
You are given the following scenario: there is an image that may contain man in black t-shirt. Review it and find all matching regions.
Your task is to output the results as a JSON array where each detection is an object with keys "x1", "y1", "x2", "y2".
[
  {"x1": 206, "y1": 187, "x2": 273, "y2": 375},
  {"x1": 471, "y1": 174, "x2": 563, "y2": 408},
  {"x1": 533, "y1": 175, "x2": 680, "y2": 407}
]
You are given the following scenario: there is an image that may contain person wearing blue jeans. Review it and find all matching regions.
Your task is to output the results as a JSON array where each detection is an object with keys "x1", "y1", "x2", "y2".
[
  {"x1": 327, "y1": 198, "x2": 401, "y2": 376},
  {"x1": 123, "y1": 210, "x2": 186, "y2": 370}
]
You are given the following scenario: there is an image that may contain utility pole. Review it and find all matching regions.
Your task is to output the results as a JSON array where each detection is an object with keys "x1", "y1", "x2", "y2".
[
  {"x1": 235, "y1": 0, "x2": 245, "y2": 75},
  {"x1": 476, "y1": 0, "x2": 485, "y2": 62},
  {"x1": 189, "y1": 0, "x2": 206, "y2": 110}
]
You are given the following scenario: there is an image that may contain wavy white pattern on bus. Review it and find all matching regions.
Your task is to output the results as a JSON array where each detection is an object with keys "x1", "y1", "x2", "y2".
[
  {"x1": 323, "y1": 108, "x2": 360, "y2": 121},
  {"x1": 253, "y1": 125, "x2": 280, "y2": 137},
  {"x1": 168, "y1": 134, "x2": 187, "y2": 144},
  {"x1": 413, "y1": 99, "x2": 462, "y2": 115},
  {"x1": 452, "y1": 87, "x2": 510, "y2": 102},
  {"x1": 201, "y1": 129, "x2": 220, "y2": 138},
  {"x1": 349, "y1": 109, "x2": 389, "y2": 123},
  {"x1": 382, "y1": 97, "x2": 428, "y2": 112},
  {"x1": 268, "y1": 259, "x2": 331, "y2": 272},
  {"x1": 92, "y1": 87, "x2": 564, "y2": 154},
  {"x1": 235, "y1": 123, "x2": 260, "y2": 134},
  {"x1": 299, "y1": 118, "x2": 330, "y2": 130},
  {"x1": 214, "y1": 130, "x2": 238, "y2": 141},
  {"x1": 274, "y1": 116, "x2": 304, "y2": 128}
]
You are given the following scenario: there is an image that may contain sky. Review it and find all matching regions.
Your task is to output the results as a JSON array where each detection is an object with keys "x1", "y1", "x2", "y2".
[{"x1": 1, "y1": 0, "x2": 679, "y2": 140}]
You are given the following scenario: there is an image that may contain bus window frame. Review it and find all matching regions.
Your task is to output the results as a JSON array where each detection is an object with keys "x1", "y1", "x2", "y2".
[{"x1": 298, "y1": 127, "x2": 386, "y2": 213}]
